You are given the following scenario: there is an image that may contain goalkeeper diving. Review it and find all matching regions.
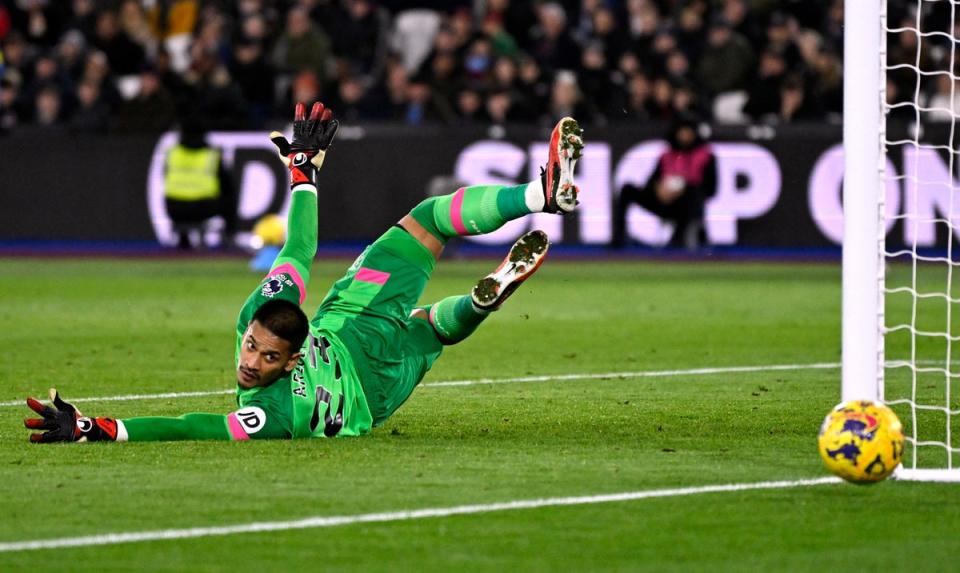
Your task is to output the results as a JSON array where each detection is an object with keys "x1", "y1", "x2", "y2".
[{"x1": 22, "y1": 102, "x2": 585, "y2": 443}]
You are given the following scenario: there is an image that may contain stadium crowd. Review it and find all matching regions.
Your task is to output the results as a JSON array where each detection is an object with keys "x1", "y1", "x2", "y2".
[{"x1": 0, "y1": 0, "x2": 944, "y2": 133}]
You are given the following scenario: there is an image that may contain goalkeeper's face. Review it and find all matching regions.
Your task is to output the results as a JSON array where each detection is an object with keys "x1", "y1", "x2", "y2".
[{"x1": 237, "y1": 321, "x2": 301, "y2": 388}]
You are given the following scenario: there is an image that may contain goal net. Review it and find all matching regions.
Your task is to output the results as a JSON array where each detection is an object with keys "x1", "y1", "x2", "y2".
[{"x1": 844, "y1": 0, "x2": 960, "y2": 481}]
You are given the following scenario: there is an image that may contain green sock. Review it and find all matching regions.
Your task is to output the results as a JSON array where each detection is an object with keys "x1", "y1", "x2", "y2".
[
  {"x1": 426, "y1": 296, "x2": 490, "y2": 344},
  {"x1": 410, "y1": 183, "x2": 535, "y2": 243}
]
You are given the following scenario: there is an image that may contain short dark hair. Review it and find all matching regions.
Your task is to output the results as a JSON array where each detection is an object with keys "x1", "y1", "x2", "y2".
[{"x1": 251, "y1": 299, "x2": 309, "y2": 352}]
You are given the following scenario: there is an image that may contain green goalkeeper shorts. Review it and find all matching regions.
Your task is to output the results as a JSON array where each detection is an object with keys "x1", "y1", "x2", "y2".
[{"x1": 312, "y1": 226, "x2": 443, "y2": 425}]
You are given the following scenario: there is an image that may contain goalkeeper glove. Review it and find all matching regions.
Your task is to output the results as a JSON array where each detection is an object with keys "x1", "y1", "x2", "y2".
[
  {"x1": 270, "y1": 101, "x2": 340, "y2": 186},
  {"x1": 24, "y1": 389, "x2": 119, "y2": 443}
]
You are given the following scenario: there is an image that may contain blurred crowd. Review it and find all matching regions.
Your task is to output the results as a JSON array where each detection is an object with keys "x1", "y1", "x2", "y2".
[{"x1": 0, "y1": 0, "x2": 945, "y2": 133}]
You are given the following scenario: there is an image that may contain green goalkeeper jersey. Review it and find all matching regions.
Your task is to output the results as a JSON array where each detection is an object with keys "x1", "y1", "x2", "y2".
[{"x1": 231, "y1": 266, "x2": 373, "y2": 440}]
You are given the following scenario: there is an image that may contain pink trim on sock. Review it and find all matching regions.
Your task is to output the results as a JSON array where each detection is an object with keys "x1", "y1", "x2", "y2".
[
  {"x1": 226, "y1": 413, "x2": 251, "y2": 441},
  {"x1": 268, "y1": 263, "x2": 306, "y2": 304},
  {"x1": 450, "y1": 187, "x2": 469, "y2": 235},
  {"x1": 355, "y1": 267, "x2": 390, "y2": 285}
]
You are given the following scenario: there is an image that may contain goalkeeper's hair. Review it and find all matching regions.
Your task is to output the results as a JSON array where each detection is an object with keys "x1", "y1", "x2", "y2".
[{"x1": 251, "y1": 299, "x2": 309, "y2": 353}]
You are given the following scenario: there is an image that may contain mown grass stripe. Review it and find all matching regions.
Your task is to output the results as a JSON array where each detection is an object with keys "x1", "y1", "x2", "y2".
[
  {"x1": 0, "y1": 362, "x2": 842, "y2": 407},
  {"x1": 0, "y1": 477, "x2": 841, "y2": 553}
]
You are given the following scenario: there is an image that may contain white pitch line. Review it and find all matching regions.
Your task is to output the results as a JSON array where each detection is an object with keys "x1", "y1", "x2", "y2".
[
  {"x1": 0, "y1": 477, "x2": 841, "y2": 553},
  {"x1": 423, "y1": 362, "x2": 842, "y2": 387},
  {"x1": 0, "y1": 389, "x2": 234, "y2": 408},
  {"x1": 0, "y1": 362, "x2": 841, "y2": 408}
]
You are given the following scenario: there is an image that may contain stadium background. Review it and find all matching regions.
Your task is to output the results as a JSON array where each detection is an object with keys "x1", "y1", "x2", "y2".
[
  {"x1": 0, "y1": 0, "x2": 951, "y2": 252},
  {"x1": 2, "y1": 1, "x2": 960, "y2": 569}
]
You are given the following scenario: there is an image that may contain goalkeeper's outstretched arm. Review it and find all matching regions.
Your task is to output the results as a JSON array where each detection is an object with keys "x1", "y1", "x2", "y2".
[
  {"x1": 265, "y1": 100, "x2": 340, "y2": 289},
  {"x1": 23, "y1": 390, "x2": 289, "y2": 442}
]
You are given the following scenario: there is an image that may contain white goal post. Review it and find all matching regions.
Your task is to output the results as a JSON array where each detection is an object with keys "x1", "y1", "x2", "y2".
[{"x1": 843, "y1": 0, "x2": 960, "y2": 482}]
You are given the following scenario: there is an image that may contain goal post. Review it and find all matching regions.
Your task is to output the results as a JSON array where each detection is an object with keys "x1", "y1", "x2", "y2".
[
  {"x1": 843, "y1": 0, "x2": 960, "y2": 482},
  {"x1": 842, "y1": 0, "x2": 885, "y2": 405}
]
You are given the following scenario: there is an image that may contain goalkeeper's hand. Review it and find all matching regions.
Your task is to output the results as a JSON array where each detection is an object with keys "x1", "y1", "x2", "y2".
[
  {"x1": 270, "y1": 101, "x2": 340, "y2": 185},
  {"x1": 24, "y1": 389, "x2": 119, "y2": 443}
]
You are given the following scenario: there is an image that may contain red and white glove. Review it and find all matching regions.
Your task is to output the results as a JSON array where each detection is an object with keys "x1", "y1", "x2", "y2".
[
  {"x1": 24, "y1": 389, "x2": 119, "y2": 443},
  {"x1": 270, "y1": 101, "x2": 340, "y2": 186}
]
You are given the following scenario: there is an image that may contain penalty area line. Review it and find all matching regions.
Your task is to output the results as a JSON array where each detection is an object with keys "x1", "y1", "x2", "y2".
[
  {"x1": 0, "y1": 362, "x2": 842, "y2": 408},
  {"x1": 0, "y1": 477, "x2": 841, "y2": 553}
]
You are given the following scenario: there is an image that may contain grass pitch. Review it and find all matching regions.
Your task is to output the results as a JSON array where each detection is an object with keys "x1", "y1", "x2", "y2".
[{"x1": 0, "y1": 256, "x2": 957, "y2": 571}]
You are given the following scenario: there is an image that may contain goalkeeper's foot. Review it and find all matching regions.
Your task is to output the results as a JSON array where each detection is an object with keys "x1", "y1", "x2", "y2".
[
  {"x1": 541, "y1": 117, "x2": 583, "y2": 214},
  {"x1": 471, "y1": 230, "x2": 550, "y2": 311}
]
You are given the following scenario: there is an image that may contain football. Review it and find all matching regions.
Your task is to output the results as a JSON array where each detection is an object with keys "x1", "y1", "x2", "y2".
[{"x1": 818, "y1": 400, "x2": 905, "y2": 483}]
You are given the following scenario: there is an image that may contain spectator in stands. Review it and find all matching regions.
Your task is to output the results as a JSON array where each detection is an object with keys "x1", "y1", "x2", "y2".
[
  {"x1": 66, "y1": 0, "x2": 97, "y2": 40},
  {"x1": 455, "y1": 86, "x2": 484, "y2": 124},
  {"x1": 744, "y1": 49, "x2": 787, "y2": 122},
  {"x1": 486, "y1": 90, "x2": 513, "y2": 124},
  {"x1": 671, "y1": 80, "x2": 701, "y2": 117},
  {"x1": 664, "y1": 49, "x2": 690, "y2": 83},
  {"x1": 330, "y1": 74, "x2": 370, "y2": 123},
  {"x1": 147, "y1": 0, "x2": 198, "y2": 74},
  {"x1": 69, "y1": 77, "x2": 108, "y2": 133},
  {"x1": 403, "y1": 78, "x2": 440, "y2": 124},
  {"x1": 231, "y1": 39, "x2": 275, "y2": 126},
  {"x1": 0, "y1": 0, "x2": 937, "y2": 129},
  {"x1": 115, "y1": 67, "x2": 175, "y2": 132},
  {"x1": 648, "y1": 28, "x2": 678, "y2": 78},
  {"x1": 327, "y1": 0, "x2": 390, "y2": 84},
  {"x1": 674, "y1": 0, "x2": 707, "y2": 64},
  {"x1": 529, "y1": 2, "x2": 579, "y2": 72},
  {"x1": 272, "y1": 5, "x2": 330, "y2": 81},
  {"x1": 289, "y1": 70, "x2": 322, "y2": 115},
  {"x1": 23, "y1": 52, "x2": 73, "y2": 114},
  {"x1": 887, "y1": 15, "x2": 935, "y2": 106},
  {"x1": 371, "y1": 59, "x2": 410, "y2": 121},
  {"x1": 587, "y1": 5, "x2": 627, "y2": 67},
  {"x1": 490, "y1": 54, "x2": 517, "y2": 93},
  {"x1": 91, "y1": 9, "x2": 144, "y2": 76},
  {"x1": 544, "y1": 69, "x2": 591, "y2": 126},
  {"x1": 0, "y1": 75, "x2": 21, "y2": 132},
  {"x1": 820, "y1": 0, "x2": 844, "y2": 54},
  {"x1": 516, "y1": 54, "x2": 549, "y2": 118},
  {"x1": 119, "y1": 0, "x2": 155, "y2": 56},
  {"x1": 625, "y1": 0, "x2": 659, "y2": 58},
  {"x1": 649, "y1": 77, "x2": 674, "y2": 120},
  {"x1": 2, "y1": 31, "x2": 31, "y2": 81},
  {"x1": 779, "y1": 73, "x2": 817, "y2": 123},
  {"x1": 479, "y1": 0, "x2": 520, "y2": 58},
  {"x1": 55, "y1": 29, "x2": 86, "y2": 82},
  {"x1": 695, "y1": 16, "x2": 754, "y2": 97},
  {"x1": 762, "y1": 12, "x2": 802, "y2": 71},
  {"x1": 462, "y1": 35, "x2": 494, "y2": 86},
  {"x1": 722, "y1": 0, "x2": 761, "y2": 45},
  {"x1": 806, "y1": 46, "x2": 842, "y2": 121},
  {"x1": 181, "y1": 42, "x2": 248, "y2": 130},
  {"x1": 420, "y1": 50, "x2": 458, "y2": 120},
  {"x1": 33, "y1": 83, "x2": 63, "y2": 127},
  {"x1": 8, "y1": 0, "x2": 64, "y2": 48},
  {"x1": 490, "y1": 0, "x2": 537, "y2": 53},
  {"x1": 927, "y1": 74, "x2": 960, "y2": 122},
  {"x1": 577, "y1": 41, "x2": 612, "y2": 121},
  {"x1": 0, "y1": 3, "x2": 12, "y2": 42},
  {"x1": 618, "y1": 72, "x2": 653, "y2": 122},
  {"x1": 163, "y1": 119, "x2": 235, "y2": 249},
  {"x1": 79, "y1": 49, "x2": 120, "y2": 111},
  {"x1": 613, "y1": 115, "x2": 717, "y2": 250}
]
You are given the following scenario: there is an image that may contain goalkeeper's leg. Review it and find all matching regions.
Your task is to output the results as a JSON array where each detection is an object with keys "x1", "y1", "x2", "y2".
[
  {"x1": 401, "y1": 116, "x2": 583, "y2": 259},
  {"x1": 413, "y1": 229, "x2": 550, "y2": 344}
]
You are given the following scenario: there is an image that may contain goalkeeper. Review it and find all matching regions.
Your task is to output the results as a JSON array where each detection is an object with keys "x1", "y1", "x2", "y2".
[{"x1": 22, "y1": 102, "x2": 584, "y2": 443}]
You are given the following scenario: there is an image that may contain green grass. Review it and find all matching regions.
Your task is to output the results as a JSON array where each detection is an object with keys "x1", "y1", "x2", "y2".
[{"x1": 0, "y1": 257, "x2": 958, "y2": 572}]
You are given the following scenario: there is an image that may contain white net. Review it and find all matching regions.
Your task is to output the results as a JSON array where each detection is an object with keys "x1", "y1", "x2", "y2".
[{"x1": 882, "y1": 0, "x2": 960, "y2": 475}]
